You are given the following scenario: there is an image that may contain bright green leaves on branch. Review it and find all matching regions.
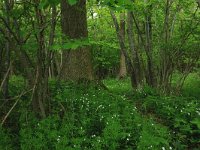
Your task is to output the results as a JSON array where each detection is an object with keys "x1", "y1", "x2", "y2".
[
  {"x1": 39, "y1": 0, "x2": 59, "y2": 9},
  {"x1": 39, "y1": 0, "x2": 77, "y2": 9},
  {"x1": 67, "y1": 0, "x2": 78, "y2": 6},
  {"x1": 51, "y1": 38, "x2": 90, "y2": 51},
  {"x1": 102, "y1": 0, "x2": 134, "y2": 10}
]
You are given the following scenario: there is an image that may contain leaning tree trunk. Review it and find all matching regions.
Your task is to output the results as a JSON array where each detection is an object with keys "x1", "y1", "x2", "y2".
[{"x1": 61, "y1": 0, "x2": 93, "y2": 81}]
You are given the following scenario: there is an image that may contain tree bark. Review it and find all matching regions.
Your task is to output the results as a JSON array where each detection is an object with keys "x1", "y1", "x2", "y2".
[
  {"x1": 118, "y1": 12, "x2": 127, "y2": 79},
  {"x1": 1, "y1": 0, "x2": 14, "y2": 99},
  {"x1": 159, "y1": 0, "x2": 173, "y2": 92},
  {"x1": 144, "y1": 0, "x2": 156, "y2": 87},
  {"x1": 61, "y1": 0, "x2": 93, "y2": 81},
  {"x1": 31, "y1": 1, "x2": 50, "y2": 118},
  {"x1": 127, "y1": 12, "x2": 142, "y2": 88}
]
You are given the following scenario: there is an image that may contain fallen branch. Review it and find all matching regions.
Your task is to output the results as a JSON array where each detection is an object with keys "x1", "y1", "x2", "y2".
[
  {"x1": 0, "y1": 62, "x2": 12, "y2": 92},
  {"x1": 1, "y1": 89, "x2": 33, "y2": 127}
]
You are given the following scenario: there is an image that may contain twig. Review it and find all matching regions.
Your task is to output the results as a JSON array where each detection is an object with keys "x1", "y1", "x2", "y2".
[
  {"x1": 0, "y1": 62, "x2": 12, "y2": 91},
  {"x1": 1, "y1": 89, "x2": 33, "y2": 127}
]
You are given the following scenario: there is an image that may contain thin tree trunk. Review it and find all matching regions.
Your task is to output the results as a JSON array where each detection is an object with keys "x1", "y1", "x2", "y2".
[
  {"x1": 159, "y1": 0, "x2": 173, "y2": 92},
  {"x1": 1, "y1": 0, "x2": 14, "y2": 99},
  {"x1": 144, "y1": 0, "x2": 156, "y2": 87},
  {"x1": 127, "y1": 12, "x2": 141, "y2": 88},
  {"x1": 118, "y1": 12, "x2": 127, "y2": 79},
  {"x1": 48, "y1": 6, "x2": 57, "y2": 78},
  {"x1": 31, "y1": 1, "x2": 49, "y2": 118}
]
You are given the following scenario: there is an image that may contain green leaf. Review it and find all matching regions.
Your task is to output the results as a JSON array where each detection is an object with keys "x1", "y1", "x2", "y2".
[
  {"x1": 68, "y1": 0, "x2": 77, "y2": 6},
  {"x1": 48, "y1": 0, "x2": 60, "y2": 6},
  {"x1": 71, "y1": 43, "x2": 79, "y2": 49},
  {"x1": 191, "y1": 118, "x2": 200, "y2": 129},
  {"x1": 39, "y1": 0, "x2": 50, "y2": 9},
  {"x1": 51, "y1": 44, "x2": 62, "y2": 51}
]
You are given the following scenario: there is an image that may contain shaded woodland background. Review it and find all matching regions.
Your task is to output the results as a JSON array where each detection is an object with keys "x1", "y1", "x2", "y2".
[{"x1": 0, "y1": 0, "x2": 200, "y2": 149}]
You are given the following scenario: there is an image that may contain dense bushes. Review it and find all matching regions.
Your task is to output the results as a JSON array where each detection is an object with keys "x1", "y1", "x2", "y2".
[
  {"x1": 104, "y1": 76, "x2": 200, "y2": 149},
  {"x1": 137, "y1": 95, "x2": 200, "y2": 149},
  {"x1": 0, "y1": 127, "x2": 13, "y2": 150},
  {"x1": 182, "y1": 73, "x2": 200, "y2": 98},
  {"x1": 0, "y1": 78, "x2": 172, "y2": 149},
  {"x1": 18, "y1": 81, "x2": 171, "y2": 149},
  {"x1": 1, "y1": 75, "x2": 199, "y2": 149},
  {"x1": 129, "y1": 86, "x2": 200, "y2": 150}
]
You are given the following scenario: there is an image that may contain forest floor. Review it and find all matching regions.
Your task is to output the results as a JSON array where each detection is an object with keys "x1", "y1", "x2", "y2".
[
  {"x1": 103, "y1": 76, "x2": 200, "y2": 149},
  {"x1": 1, "y1": 74, "x2": 200, "y2": 149}
]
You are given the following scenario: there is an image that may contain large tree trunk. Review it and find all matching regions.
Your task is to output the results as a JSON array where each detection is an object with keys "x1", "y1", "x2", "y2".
[{"x1": 61, "y1": 0, "x2": 93, "y2": 81}]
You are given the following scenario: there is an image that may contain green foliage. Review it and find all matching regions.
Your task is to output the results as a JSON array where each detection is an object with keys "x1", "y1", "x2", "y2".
[
  {"x1": 102, "y1": 0, "x2": 134, "y2": 10},
  {"x1": 39, "y1": 0, "x2": 60, "y2": 9},
  {"x1": 67, "y1": 0, "x2": 78, "y2": 6},
  {"x1": 137, "y1": 95, "x2": 200, "y2": 149},
  {"x1": 92, "y1": 47, "x2": 120, "y2": 78},
  {"x1": 39, "y1": 0, "x2": 78, "y2": 9},
  {"x1": 0, "y1": 127, "x2": 13, "y2": 150},
  {"x1": 87, "y1": 6, "x2": 120, "y2": 78},
  {"x1": 51, "y1": 38, "x2": 90, "y2": 51},
  {"x1": 182, "y1": 73, "x2": 200, "y2": 98},
  {"x1": 103, "y1": 78, "x2": 132, "y2": 94},
  {"x1": 137, "y1": 119, "x2": 170, "y2": 150},
  {"x1": 109, "y1": 76, "x2": 200, "y2": 149},
  {"x1": 17, "y1": 81, "x2": 171, "y2": 149},
  {"x1": 8, "y1": 75, "x2": 26, "y2": 96},
  {"x1": 2, "y1": 75, "x2": 199, "y2": 149}
]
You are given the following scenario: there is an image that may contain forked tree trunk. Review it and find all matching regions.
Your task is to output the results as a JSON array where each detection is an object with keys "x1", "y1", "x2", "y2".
[
  {"x1": 127, "y1": 12, "x2": 142, "y2": 88},
  {"x1": 61, "y1": 0, "x2": 93, "y2": 81}
]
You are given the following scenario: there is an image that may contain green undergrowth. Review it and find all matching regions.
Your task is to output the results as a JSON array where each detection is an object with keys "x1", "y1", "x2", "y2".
[
  {"x1": 0, "y1": 127, "x2": 13, "y2": 150},
  {"x1": 182, "y1": 73, "x2": 200, "y2": 98},
  {"x1": 103, "y1": 78, "x2": 132, "y2": 95},
  {"x1": 1, "y1": 73, "x2": 199, "y2": 149},
  {"x1": 103, "y1": 75, "x2": 200, "y2": 149},
  {"x1": 1, "y1": 78, "x2": 172, "y2": 150},
  {"x1": 135, "y1": 95, "x2": 200, "y2": 149}
]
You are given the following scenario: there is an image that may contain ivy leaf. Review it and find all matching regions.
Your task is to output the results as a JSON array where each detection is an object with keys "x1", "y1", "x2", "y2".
[{"x1": 67, "y1": 0, "x2": 77, "y2": 6}]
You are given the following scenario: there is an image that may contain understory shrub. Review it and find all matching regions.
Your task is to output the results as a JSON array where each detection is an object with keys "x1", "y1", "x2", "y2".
[
  {"x1": 18, "y1": 81, "x2": 171, "y2": 150},
  {"x1": 0, "y1": 127, "x2": 13, "y2": 150},
  {"x1": 139, "y1": 96, "x2": 200, "y2": 149}
]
